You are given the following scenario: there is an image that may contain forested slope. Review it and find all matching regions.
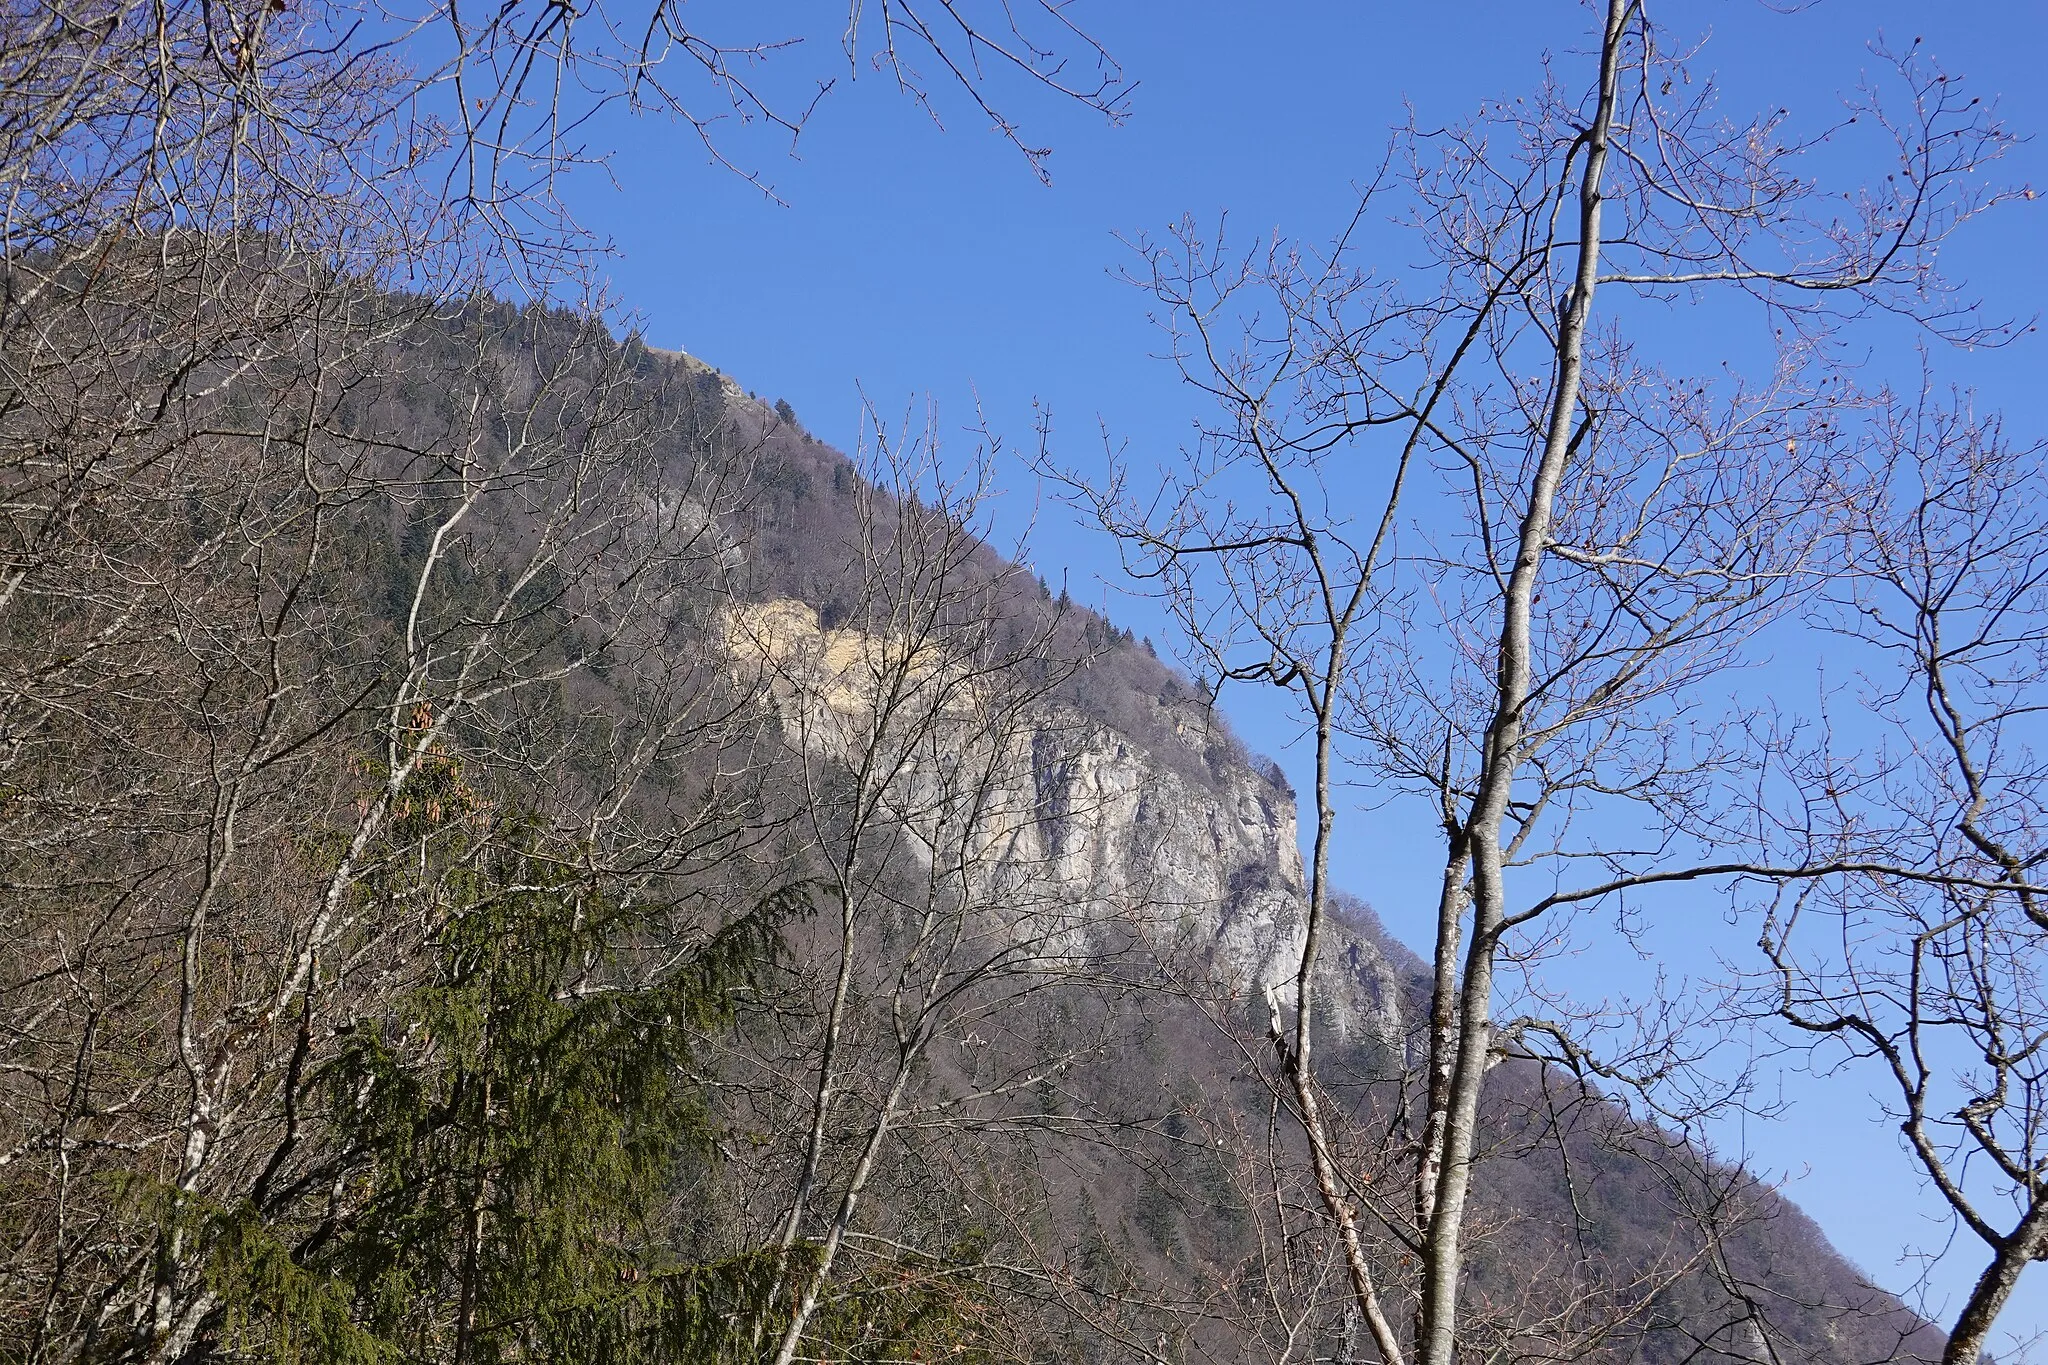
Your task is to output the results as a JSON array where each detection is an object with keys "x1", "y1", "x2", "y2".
[{"x1": 0, "y1": 285, "x2": 1940, "y2": 1363}]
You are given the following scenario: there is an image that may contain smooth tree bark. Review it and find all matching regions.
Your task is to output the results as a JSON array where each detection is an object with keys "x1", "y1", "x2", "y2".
[{"x1": 1052, "y1": 3, "x2": 2020, "y2": 1361}]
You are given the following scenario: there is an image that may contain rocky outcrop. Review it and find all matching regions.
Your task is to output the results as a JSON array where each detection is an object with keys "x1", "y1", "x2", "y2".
[{"x1": 723, "y1": 598, "x2": 1409, "y2": 1051}]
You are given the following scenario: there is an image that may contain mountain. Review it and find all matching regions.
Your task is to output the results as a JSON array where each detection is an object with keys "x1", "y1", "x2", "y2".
[
  {"x1": 648, "y1": 338, "x2": 1943, "y2": 1365},
  {"x1": 0, "y1": 298, "x2": 1938, "y2": 1365}
]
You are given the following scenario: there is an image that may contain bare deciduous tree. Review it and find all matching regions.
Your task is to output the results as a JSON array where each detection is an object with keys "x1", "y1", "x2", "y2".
[
  {"x1": 1, "y1": 0, "x2": 1131, "y2": 1356},
  {"x1": 703, "y1": 420, "x2": 1161, "y2": 1365},
  {"x1": 1753, "y1": 393, "x2": 2048, "y2": 1365},
  {"x1": 1048, "y1": 4, "x2": 2019, "y2": 1362}
]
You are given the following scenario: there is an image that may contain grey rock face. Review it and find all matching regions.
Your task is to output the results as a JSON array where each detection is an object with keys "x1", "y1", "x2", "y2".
[
  {"x1": 725, "y1": 598, "x2": 1408, "y2": 1050},
  {"x1": 1022, "y1": 717, "x2": 1409, "y2": 1053}
]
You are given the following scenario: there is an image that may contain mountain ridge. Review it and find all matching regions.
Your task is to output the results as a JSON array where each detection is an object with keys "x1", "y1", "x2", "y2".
[
  {"x1": 0, "y1": 284, "x2": 1942, "y2": 1361},
  {"x1": 676, "y1": 339, "x2": 1947, "y2": 1365}
]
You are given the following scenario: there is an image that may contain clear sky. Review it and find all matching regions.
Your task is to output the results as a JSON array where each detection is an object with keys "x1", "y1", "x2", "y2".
[{"x1": 558, "y1": 1, "x2": 2048, "y2": 1350}]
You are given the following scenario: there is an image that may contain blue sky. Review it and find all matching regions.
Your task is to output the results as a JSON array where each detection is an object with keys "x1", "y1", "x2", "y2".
[{"x1": 559, "y1": 1, "x2": 2048, "y2": 1347}]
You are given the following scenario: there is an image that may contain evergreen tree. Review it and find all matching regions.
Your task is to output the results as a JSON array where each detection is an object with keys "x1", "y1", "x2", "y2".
[{"x1": 195, "y1": 768, "x2": 787, "y2": 1364}]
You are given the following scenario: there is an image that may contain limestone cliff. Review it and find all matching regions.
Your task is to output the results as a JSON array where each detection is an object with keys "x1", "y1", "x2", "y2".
[{"x1": 722, "y1": 598, "x2": 1410, "y2": 1051}]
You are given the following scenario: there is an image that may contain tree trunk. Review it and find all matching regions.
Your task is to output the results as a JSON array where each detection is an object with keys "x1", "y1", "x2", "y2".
[{"x1": 1415, "y1": 4, "x2": 1632, "y2": 1362}]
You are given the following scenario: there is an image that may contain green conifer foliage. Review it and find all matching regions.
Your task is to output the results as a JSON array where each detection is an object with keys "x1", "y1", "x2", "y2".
[
  {"x1": 195, "y1": 776, "x2": 786, "y2": 1364},
  {"x1": 184, "y1": 769, "x2": 995, "y2": 1365}
]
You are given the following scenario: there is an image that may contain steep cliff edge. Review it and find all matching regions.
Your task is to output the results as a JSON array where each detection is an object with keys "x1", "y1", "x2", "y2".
[{"x1": 722, "y1": 596, "x2": 1412, "y2": 1050}]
